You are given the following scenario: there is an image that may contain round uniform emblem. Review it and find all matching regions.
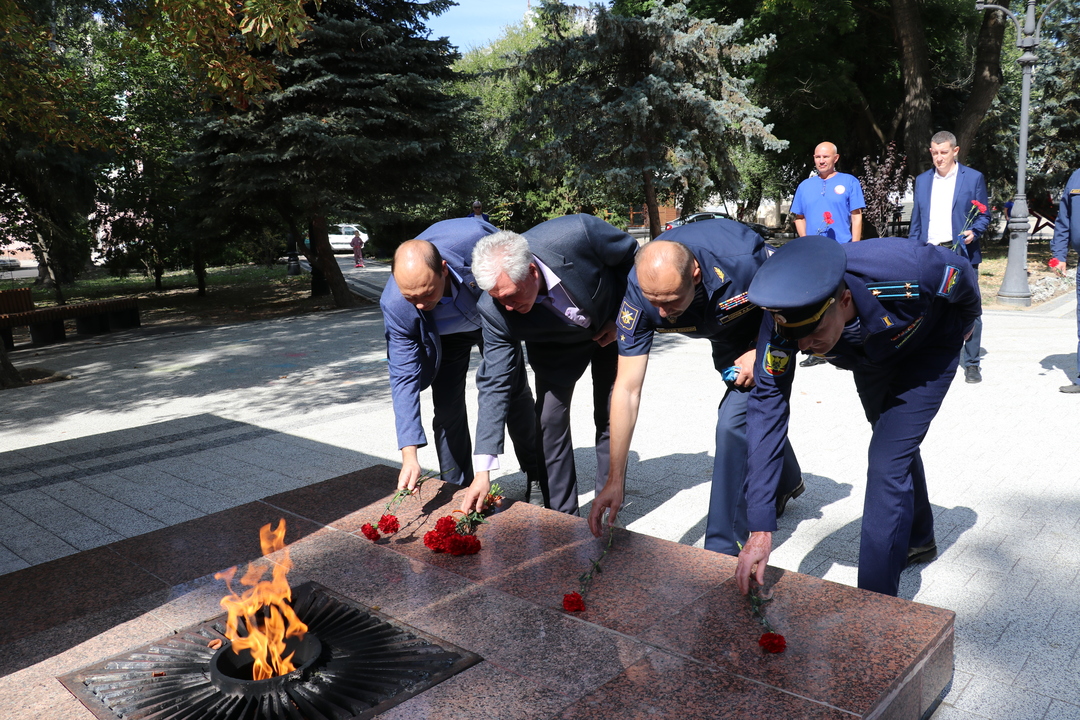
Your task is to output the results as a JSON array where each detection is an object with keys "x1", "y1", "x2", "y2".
[{"x1": 834, "y1": 185, "x2": 846, "y2": 195}]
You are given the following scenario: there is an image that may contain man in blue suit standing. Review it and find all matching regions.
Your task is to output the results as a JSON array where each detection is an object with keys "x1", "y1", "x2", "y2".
[
  {"x1": 908, "y1": 130, "x2": 990, "y2": 383},
  {"x1": 381, "y1": 218, "x2": 540, "y2": 495},
  {"x1": 1050, "y1": 168, "x2": 1080, "y2": 393},
  {"x1": 461, "y1": 215, "x2": 638, "y2": 515}
]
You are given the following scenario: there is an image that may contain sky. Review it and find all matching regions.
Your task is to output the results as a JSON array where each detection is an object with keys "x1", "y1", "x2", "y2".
[{"x1": 425, "y1": 0, "x2": 533, "y2": 53}]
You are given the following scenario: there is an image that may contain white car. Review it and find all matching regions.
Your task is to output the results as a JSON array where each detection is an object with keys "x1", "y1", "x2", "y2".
[{"x1": 327, "y1": 224, "x2": 368, "y2": 253}]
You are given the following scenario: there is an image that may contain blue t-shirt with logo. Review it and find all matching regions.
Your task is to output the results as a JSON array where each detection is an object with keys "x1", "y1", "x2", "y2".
[{"x1": 790, "y1": 172, "x2": 866, "y2": 243}]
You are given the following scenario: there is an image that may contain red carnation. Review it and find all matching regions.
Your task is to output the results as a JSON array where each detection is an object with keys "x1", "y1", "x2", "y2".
[
  {"x1": 759, "y1": 632, "x2": 786, "y2": 653},
  {"x1": 972, "y1": 199, "x2": 987, "y2": 214},
  {"x1": 1050, "y1": 257, "x2": 1062, "y2": 269},
  {"x1": 447, "y1": 533, "x2": 481, "y2": 556},
  {"x1": 378, "y1": 514, "x2": 400, "y2": 535},
  {"x1": 823, "y1": 211, "x2": 834, "y2": 225},
  {"x1": 423, "y1": 529, "x2": 446, "y2": 552},
  {"x1": 434, "y1": 516, "x2": 457, "y2": 534},
  {"x1": 562, "y1": 592, "x2": 586, "y2": 612},
  {"x1": 360, "y1": 523, "x2": 381, "y2": 542}
]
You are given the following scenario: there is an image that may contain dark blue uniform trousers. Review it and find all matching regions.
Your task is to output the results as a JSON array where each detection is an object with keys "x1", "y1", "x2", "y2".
[
  {"x1": 706, "y1": 385, "x2": 803, "y2": 555},
  {"x1": 433, "y1": 330, "x2": 540, "y2": 485},
  {"x1": 852, "y1": 348, "x2": 959, "y2": 596},
  {"x1": 532, "y1": 340, "x2": 617, "y2": 515}
]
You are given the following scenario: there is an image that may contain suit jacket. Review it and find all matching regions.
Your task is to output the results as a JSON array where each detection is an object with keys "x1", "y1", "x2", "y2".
[
  {"x1": 1050, "y1": 168, "x2": 1080, "y2": 260},
  {"x1": 474, "y1": 214, "x2": 638, "y2": 455},
  {"x1": 380, "y1": 217, "x2": 497, "y2": 450},
  {"x1": 908, "y1": 163, "x2": 990, "y2": 265}
]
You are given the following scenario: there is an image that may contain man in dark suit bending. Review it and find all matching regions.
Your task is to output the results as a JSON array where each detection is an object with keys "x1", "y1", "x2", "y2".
[{"x1": 461, "y1": 214, "x2": 638, "y2": 515}]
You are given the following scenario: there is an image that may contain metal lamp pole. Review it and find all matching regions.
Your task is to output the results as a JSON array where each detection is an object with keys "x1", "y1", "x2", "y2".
[{"x1": 975, "y1": 0, "x2": 1061, "y2": 306}]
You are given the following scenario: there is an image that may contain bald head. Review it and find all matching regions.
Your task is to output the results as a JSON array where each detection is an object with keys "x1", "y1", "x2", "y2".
[
  {"x1": 393, "y1": 239, "x2": 448, "y2": 311},
  {"x1": 636, "y1": 241, "x2": 700, "y2": 321},
  {"x1": 813, "y1": 142, "x2": 839, "y2": 178}
]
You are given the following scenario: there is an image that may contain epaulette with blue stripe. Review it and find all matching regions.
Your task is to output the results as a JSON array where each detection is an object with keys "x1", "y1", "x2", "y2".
[{"x1": 866, "y1": 281, "x2": 919, "y2": 299}]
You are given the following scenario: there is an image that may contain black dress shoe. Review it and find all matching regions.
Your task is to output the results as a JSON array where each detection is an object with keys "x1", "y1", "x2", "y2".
[
  {"x1": 1060, "y1": 384, "x2": 1080, "y2": 394},
  {"x1": 776, "y1": 480, "x2": 805, "y2": 518},
  {"x1": 964, "y1": 366, "x2": 982, "y2": 384},
  {"x1": 799, "y1": 355, "x2": 827, "y2": 367},
  {"x1": 907, "y1": 542, "x2": 938, "y2": 567}
]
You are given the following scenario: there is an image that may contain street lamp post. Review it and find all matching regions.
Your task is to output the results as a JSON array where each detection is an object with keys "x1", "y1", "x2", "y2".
[{"x1": 975, "y1": 0, "x2": 1061, "y2": 306}]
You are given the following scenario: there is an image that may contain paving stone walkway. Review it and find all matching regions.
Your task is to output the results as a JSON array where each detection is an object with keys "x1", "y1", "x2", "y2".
[{"x1": 1, "y1": 262, "x2": 1077, "y2": 720}]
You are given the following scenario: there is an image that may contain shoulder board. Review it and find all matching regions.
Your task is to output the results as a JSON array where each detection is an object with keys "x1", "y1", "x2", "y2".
[{"x1": 866, "y1": 281, "x2": 919, "y2": 300}]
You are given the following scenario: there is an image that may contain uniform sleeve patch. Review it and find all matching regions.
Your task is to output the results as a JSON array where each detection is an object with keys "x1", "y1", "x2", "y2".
[
  {"x1": 762, "y1": 343, "x2": 793, "y2": 376},
  {"x1": 937, "y1": 266, "x2": 961, "y2": 297},
  {"x1": 618, "y1": 300, "x2": 642, "y2": 333}
]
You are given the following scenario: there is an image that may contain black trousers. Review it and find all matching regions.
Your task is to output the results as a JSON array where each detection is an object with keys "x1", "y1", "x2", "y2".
[
  {"x1": 531, "y1": 341, "x2": 617, "y2": 514},
  {"x1": 432, "y1": 330, "x2": 540, "y2": 485}
]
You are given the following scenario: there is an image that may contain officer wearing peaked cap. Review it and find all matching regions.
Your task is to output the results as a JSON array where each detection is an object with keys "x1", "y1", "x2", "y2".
[
  {"x1": 587, "y1": 218, "x2": 804, "y2": 555},
  {"x1": 735, "y1": 235, "x2": 981, "y2": 597}
]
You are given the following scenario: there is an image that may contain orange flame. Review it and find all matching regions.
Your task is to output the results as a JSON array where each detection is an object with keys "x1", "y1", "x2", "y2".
[{"x1": 214, "y1": 519, "x2": 307, "y2": 680}]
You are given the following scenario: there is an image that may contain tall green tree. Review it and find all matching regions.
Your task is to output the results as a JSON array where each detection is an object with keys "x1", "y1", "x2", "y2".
[
  {"x1": 187, "y1": 0, "x2": 471, "y2": 307},
  {"x1": 90, "y1": 28, "x2": 202, "y2": 289},
  {"x1": 514, "y1": 0, "x2": 784, "y2": 239}
]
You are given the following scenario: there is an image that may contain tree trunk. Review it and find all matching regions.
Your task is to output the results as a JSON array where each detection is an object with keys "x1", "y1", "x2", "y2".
[
  {"x1": 308, "y1": 213, "x2": 358, "y2": 307},
  {"x1": 0, "y1": 346, "x2": 25, "y2": 389},
  {"x1": 193, "y1": 242, "x2": 207, "y2": 296},
  {"x1": 956, "y1": 9, "x2": 1008, "y2": 162},
  {"x1": 643, "y1": 170, "x2": 661, "y2": 240},
  {"x1": 892, "y1": 0, "x2": 933, "y2": 176}
]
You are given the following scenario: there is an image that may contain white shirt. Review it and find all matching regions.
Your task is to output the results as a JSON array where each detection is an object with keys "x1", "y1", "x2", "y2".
[{"x1": 927, "y1": 164, "x2": 959, "y2": 245}]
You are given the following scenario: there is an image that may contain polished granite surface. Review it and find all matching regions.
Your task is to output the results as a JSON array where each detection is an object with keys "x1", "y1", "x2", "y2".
[{"x1": 0, "y1": 465, "x2": 954, "y2": 719}]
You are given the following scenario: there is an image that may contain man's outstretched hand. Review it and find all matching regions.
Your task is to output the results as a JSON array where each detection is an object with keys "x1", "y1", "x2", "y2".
[
  {"x1": 588, "y1": 482, "x2": 624, "y2": 537},
  {"x1": 735, "y1": 531, "x2": 773, "y2": 595}
]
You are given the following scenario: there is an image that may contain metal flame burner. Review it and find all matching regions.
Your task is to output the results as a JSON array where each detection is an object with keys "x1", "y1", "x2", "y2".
[{"x1": 59, "y1": 582, "x2": 481, "y2": 720}]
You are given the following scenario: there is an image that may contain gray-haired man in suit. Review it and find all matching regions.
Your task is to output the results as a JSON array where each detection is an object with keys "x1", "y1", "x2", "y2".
[{"x1": 461, "y1": 214, "x2": 638, "y2": 515}]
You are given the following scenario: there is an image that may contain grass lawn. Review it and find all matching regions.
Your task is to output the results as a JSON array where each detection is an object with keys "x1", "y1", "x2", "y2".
[{"x1": 975, "y1": 236, "x2": 1075, "y2": 306}]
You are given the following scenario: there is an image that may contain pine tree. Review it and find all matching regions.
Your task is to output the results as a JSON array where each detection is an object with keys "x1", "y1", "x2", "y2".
[
  {"x1": 186, "y1": 0, "x2": 470, "y2": 306},
  {"x1": 512, "y1": 1, "x2": 784, "y2": 239}
]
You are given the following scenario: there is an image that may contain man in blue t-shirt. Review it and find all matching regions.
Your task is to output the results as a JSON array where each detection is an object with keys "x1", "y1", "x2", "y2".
[
  {"x1": 790, "y1": 141, "x2": 866, "y2": 367},
  {"x1": 791, "y1": 142, "x2": 865, "y2": 244}
]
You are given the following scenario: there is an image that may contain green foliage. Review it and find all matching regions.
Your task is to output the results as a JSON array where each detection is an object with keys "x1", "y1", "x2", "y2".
[
  {"x1": 89, "y1": 26, "x2": 202, "y2": 287},
  {"x1": 185, "y1": 0, "x2": 470, "y2": 301},
  {"x1": 1030, "y1": 2, "x2": 1080, "y2": 193},
  {"x1": 688, "y1": 0, "x2": 989, "y2": 191},
  {"x1": 512, "y1": 1, "x2": 784, "y2": 230}
]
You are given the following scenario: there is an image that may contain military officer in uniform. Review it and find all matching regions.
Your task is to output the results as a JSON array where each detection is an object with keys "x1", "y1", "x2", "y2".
[
  {"x1": 736, "y1": 235, "x2": 981, "y2": 597},
  {"x1": 587, "y1": 219, "x2": 804, "y2": 555},
  {"x1": 461, "y1": 214, "x2": 638, "y2": 515},
  {"x1": 381, "y1": 218, "x2": 540, "y2": 495}
]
